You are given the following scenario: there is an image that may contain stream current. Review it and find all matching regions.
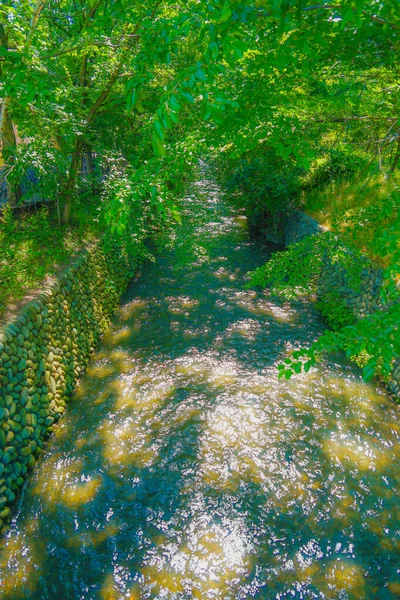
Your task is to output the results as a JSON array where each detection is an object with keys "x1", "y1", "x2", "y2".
[{"x1": 0, "y1": 177, "x2": 399, "y2": 599}]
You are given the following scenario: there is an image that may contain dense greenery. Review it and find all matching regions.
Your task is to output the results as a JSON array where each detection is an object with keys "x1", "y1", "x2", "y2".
[
  {"x1": 249, "y1": 192, "x2": 400, "y2": 381},
  {"x1": 1, "y1": 0, "x2": 399, "y2": 380},
  {"x1": 0, "y1": 200, "x2": 99, "y2": 319}
]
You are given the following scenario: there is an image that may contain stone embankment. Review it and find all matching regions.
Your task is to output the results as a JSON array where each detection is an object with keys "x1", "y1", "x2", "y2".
[{"x1": 0, "y1": 242, "x2": 136, "y2": 531}]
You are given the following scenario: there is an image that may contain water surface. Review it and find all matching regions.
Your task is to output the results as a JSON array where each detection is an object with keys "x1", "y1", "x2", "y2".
[{"x1": 1, "y1": 178, "x2": 399, "y2": 599}]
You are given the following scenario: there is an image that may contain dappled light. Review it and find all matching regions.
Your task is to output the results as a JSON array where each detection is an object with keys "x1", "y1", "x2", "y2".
[
  {"x1": 0, "y1": 176, "x2": 399, "y2": 599},
  {"x1": 60, "y1": 475, "x2": 103, "y2": 510}
]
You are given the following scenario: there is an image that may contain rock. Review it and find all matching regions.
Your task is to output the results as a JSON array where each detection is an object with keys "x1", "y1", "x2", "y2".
[
  {"x1": 17, "y1": 359, "x2": 27, "y2": 372},
  {"x1": 20, "y1": 446, "x2": 32, "y2": 457},
  {"x1": 0, "y1": 506, "x2": 10, "y2": 520},
  {"x1": 21, "y1": 326, "x2": 30, "y2": 339}
]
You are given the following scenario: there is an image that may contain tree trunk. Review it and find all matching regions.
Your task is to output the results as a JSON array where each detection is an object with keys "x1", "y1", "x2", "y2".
[
  {"x1": 62, "y1": 137, "x2": 84, "y2": 224},
  {"x1": 6, "y1": 182, "x2": 20, "y2": 209},
  {"x1": 84, "y1": 147, "x2": 94, "y2": 175},
  {"x1": 83, "y1": 145, "x2": 94, "y2": 191},
  {"x1": 1, "y1": 101, "x2": 22, "y2": 209},
  {"x1": 389, "y1": 135, "x2": 400, "y2": 175}
]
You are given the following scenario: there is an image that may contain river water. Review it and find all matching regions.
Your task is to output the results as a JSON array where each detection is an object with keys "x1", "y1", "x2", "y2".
[{"x1": 1, "y1": 178, "x2": 399, "y2": 599}]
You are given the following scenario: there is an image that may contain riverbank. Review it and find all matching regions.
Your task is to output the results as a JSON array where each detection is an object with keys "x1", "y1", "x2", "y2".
[
  {"x1": 0, "y1": 199, "x2": 100, "y2": 324},
  {"x1": 1, "y1": 175, "x2": 398, "y2": 599},
  {"x1": 304, "y1": 172, "x2": 400, "y2": 268},
  {"x1": 253, "y1": 206, "x2": 400, "y2": 401},
  {"x1": 0, "y1": 238, "x2": 137, "y2": 532}
]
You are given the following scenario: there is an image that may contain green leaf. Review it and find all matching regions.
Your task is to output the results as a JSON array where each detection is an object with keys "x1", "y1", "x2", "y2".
[
  {"x1": 154, "y1": 119, "x2": 165, "y2": 141},
  {"x1": 208, "y1": 41, "x2": 219, "y2": 61},
  {"x1": 362, "y1": 361, "x2": 376, "y2": 382},
  {"x1": 195, "y1": 68, "x2": 207, "y2": 82},
  {"x1": 179, "y1": 91, "x2": 195, "y2": 104},
  {"x1": 152, "y1": 136, "x2": 166, "y2": 157},
  {"x1": 201, "y1": 101, "x2": 212, "y2": 120},
  {"x1": 341, "y1": 8, "x2": 355, "y2": 26},
  {"x1": 211, "y1": 104, "x2": 224, "y2": 125},
  {"x1": 169, "y1": 96, "x2": 181, "y2": 112},
  {"x1": 219, "y1": 1, "x2": 232, "y2": 23}
]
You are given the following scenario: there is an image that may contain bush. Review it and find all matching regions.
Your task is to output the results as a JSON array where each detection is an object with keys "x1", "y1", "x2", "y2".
[
  {"x1": 220, "y1": 149, "x2": 303, "y2": 235},
  {"x1": 316, "y1": 290, "x2": 356, "y2": 331},
  {"x1": 301, "y1": 147, "x2": 369, "y2": 190}
]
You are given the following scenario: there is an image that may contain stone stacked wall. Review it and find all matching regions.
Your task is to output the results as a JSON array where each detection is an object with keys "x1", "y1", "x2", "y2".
[
  {"x1": 283, "y1": 211, "x2": 322, "y2": 245},
  {"x1": 258, "y1": 210, "x2": 322, "y2": 246},
  {"x1": 264, "y1": 211, "x2": 400, "y2": 401},
  {"x1": 0, "y1": 242, "x2": 136, "y2": 531}
]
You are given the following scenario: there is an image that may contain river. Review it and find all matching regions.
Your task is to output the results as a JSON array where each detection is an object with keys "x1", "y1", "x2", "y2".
[{"x1": 0, "y1": 177, "x2": 399, "y2": 599}]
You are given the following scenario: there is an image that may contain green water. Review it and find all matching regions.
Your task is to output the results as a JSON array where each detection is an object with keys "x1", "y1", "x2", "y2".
[{"x1": 1, "y1": 177, "x2": 399, "y2": 599}]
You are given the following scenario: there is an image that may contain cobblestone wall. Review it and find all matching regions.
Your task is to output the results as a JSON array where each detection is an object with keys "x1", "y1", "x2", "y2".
[{"x1": 0, "y1": 242, "x2": 136, "y2": 531}]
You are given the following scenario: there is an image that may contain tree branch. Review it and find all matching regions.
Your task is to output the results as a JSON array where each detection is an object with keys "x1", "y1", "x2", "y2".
[
  {"x1": 45, "y1": 34, "x2": 140, "y2": 59},
  {"x1": 312, "y1": 115, "x2": 397, "y2": 123},
  {"x1": 301, "y1": 3, "x2": 400, "y2": 31},
  {"x1": 23, "y1": 0, "x2": 47, "y2": 53}
]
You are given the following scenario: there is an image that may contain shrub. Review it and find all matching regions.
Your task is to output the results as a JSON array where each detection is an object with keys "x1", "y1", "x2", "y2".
[
  {"x1": 301, "y1": 147, "x2": 369, "y2": 190},
  {"x1": 221, "y1": 149, "x2": 303, "y2": 235}
]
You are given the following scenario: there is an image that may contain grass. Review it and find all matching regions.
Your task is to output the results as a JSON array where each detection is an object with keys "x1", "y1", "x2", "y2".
[
  {"x1": 303, "y1": 171, "x2": 400, "y2": 267},
  {"x1": 0, "y1": 197, "x2": 100, "y2": 323},
  {"x1": 304, "y1": 170, "x2": 400, "y2": 227}
]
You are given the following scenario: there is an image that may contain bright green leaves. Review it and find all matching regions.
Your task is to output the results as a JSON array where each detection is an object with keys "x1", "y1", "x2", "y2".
[
  {"x1": 152, "y1": 135, "x2": 166, "y2": 158},
  {"x1": 131, "y1": 89, "x2": 145, "y2": 114},
  {"x1": 126, "y1": 83, "x2": 146, "y2": 114},
  {"x1": 169, "y1": 95, "x2": 181, "y2": 113},
  {"x1": 341, "y1": 8, "x2": 356, "y2": 27},
  {"x1": 219, "y1": 1, "x2": 232, "y2": 23},
  {"x1": 205, "y1": 40, "x2": 219, "y2": 64},
  {"x1": 101, "y1": 156, "x2": 184, "y2": 257},
  {"x1": 249, "y1": 233, "x2": 321, "y2": 298},
  {"x1": 277, "y1": 349, "x2": 318, "y2": 380},
  {"x1": 151, "y1": 91, "x2": 186, "y2": 156},
  {"x1": 248, "y1": 220, "x2": 400, "y2": 385},
  {"x1": 179, "y1": 91, "x2": 195, "y2": 104},
  {"x1": 362, "y1": 358, "x2": 377, "y2": 382},
  {"x1": 195, "y1": 67, "x2": 207, "y2": 82},
  {"x1": 154, "y1": 117, "x2": 165, "y2": 142},
  {"x1": 2, "y1": 0, "x2": 399, "y2": 334}
]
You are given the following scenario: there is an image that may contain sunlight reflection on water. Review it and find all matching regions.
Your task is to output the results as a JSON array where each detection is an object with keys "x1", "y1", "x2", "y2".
[{"x1": 0, "y1": 176, "x2": 399, "y2": 599}]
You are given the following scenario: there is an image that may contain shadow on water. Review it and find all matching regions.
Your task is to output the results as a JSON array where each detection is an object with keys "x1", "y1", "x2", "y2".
[{"x1": 0, "y1": 177, "x2": 399, "y2": 599}]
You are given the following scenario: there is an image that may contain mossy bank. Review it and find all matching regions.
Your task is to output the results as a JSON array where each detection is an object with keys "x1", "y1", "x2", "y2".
[{"x1": 0, "y1": 241, "x2": 136, "y2": 532}]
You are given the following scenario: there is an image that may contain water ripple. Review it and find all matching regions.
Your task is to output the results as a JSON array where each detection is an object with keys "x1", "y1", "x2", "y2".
[{"x1": 1, "y1": 178, "x2": 399, "y2": 599}]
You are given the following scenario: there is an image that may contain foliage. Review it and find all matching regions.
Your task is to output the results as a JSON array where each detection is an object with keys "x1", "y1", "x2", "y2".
[
  {"x1": 0, "y1": 203, "x2": 98, "y2": 320},
  {"x1": 0, "y1": 0, "x2": 250, "y2": 224},
  {"x1": 277, "y1": 302, "x2": 400, "y2": 382},
  {"x1": 249, "y1": 190, "x2": 400, "y2": 382},
  {"x1": 315, "y1": 291, "x2": 356, "y2": 332},
  {"x1": 2, "y1": 0, "x2": 399, "y2": 225},
  {"x1": 100, "y1": 156, "x2": 185, "y2": 260},
  {"x1": 300, "y1": 147, "x2": 370, "y2": 191},
  {"x1": 217, "y1": 150, "x2": 303, "y2": 233},
  {"x1": 334, "y1": 188, "x2": 400, "y2": 281},
  {"x1": 0, "y1": 0, "x2": 399, "y2": 386}
]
